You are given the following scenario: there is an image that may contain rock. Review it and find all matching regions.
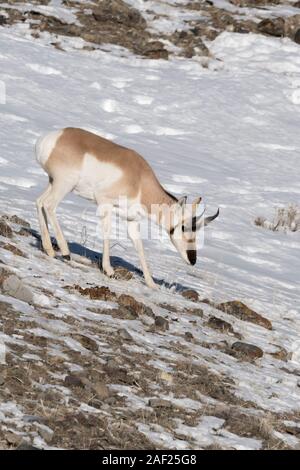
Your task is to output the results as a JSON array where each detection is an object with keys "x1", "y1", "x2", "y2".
[
  {"x1": 38, "y1": 426, "x2": 53, "y2": 444},
  {"x1": 2, "y1": 214, "x2": 30, "y2": 228},
  {"x1": 117, "y1": 294, "x2": 139, "y2": 317},
  {"x1": 64, "y1": 374, "x2": 85, "y2": 388},
  {"x1": 231, "y1": 342, "x2": 263, "y2": 361},
  {"x1": 294, "y1": 28, "x2": 300, "y2": 44},
  {"x1": 0, "y1": 242, "x2": 26, "y2": 257},
  {"x1": 217, "y1": 301, "x2": 272, "y2": 330},
  {"x1": 110, "y1": 306, "x2": 137, "y2": 320},
  {"x1": 270, "y1": 346, "x2": 290, "y2": 362},
  {"x1": 159, "y1": 303, "x2": 178, "y2": 313},
  {"x1": 207, "y1": 316, "x2": 235, "y2": 334},
  {"x1": 118, "y1": 328, "x2": 133, "y2": 341},
  {"x1": 257, "y1": 18, "x2": 284, "y2": 37},
  {"x1": 91, "y1": 381, "x2": 110, "y2": 400},
  {"x1": 17, "y1": 227, "x2": 30, "y2": 237},
  {"x1": 1, "y1": 275, "x2": 34, "y2": 304},
  {"x1": 184, "y1": 331, "x2": 194, "y2": 341},
  {"x1": 92, "y1": 0, "x2": 146, "y2": 28},
  {"x1": 5, "y1": 431, "x2": 22, "y2": 446},
  {"x1": 118, "y1": 294, "x2": 153, "y2": 317},
  {"x1": 71, "y1": 334, "x2": 98, "y2": 352},
  {"x1": 73, "y1": 284, "x2": 117, "y2": 301},
  {"x1": 284, "y1": 425, "x2": 300, "y2": 436},
  {"x1": 294, "y1": 1, "x2": 300, "y2": 7},
  {"x1": 284, "y1": 14, "x2": 300, "y2": 39},
  {"x1": 148, "y1": 398, "x2": 173, "y2": 408},
  {"x1": 186, "y1": 307, "x2": 204, "y2": 317},
  {"x1": 0, "y1": 267, "x2": 11, "y2": 287},
  {"x1": 113, "y1": 266, "x2": 133, "y2": 281},
  {"x1": 183, "y1": 46, "x2": 195, "y2": 58},
  {"x1": 0, "y1": 374, "x2": 5, "y2": 386},
  {"x1": 154, "y1": 316, "x2": 169, "y2": 331},
  {"x1": 0, "y1": 219, "x2": 13, "y2": 238},
  {"x1": 181, "y1": 289, "x2": 199, "y2": 302},
  {"x1": 141, "y1": 41, "x2": 169, "y2": 60}
]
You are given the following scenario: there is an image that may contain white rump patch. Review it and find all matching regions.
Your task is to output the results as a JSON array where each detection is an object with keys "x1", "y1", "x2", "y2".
[
  {"x1": 35, "y1": 129, "x2": 63, "y2": 167},
  {"x1": 73, "y1": 153, "x2": 123, "y2": 201}
]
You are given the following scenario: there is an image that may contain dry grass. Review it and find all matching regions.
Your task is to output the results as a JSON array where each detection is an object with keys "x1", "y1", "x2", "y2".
[{"x1": 255, "y1": 204, "x2": 300, "y2": 232}]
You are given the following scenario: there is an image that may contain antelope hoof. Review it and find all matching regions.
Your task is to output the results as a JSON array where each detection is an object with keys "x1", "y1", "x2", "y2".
[
  {"x1": 63, "y1": 254, "x2": 71, "y2": 261},
  {"x1": 146, "y1": 279, "x2": 159, "y2": 290},
  {"x1": 44, "y1": 248, "x2": 55, "y2": 258},
  {"x1": 103, "y1": 267, "x2": 115, "y2": 278}
]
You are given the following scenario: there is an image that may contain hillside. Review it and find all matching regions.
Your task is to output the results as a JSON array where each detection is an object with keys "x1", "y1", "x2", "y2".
[{"x1": 0, "y1": 0, "x2": 300, "y2": 450}]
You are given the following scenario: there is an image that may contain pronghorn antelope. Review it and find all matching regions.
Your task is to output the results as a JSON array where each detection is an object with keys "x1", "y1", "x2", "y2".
[{"x1": 36, "y1": 128, "x2": 219, "y2": 289}]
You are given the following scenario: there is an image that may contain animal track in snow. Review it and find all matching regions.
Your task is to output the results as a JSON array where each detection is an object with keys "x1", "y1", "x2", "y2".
[
  {"x1": 0, "y1": 176, "x2": 36, "y2": 188},
  {"x1": 155, "y1": 127, "x2": 187, "y2": 136},
  {"x1": 172, "y1": 175, "x2": 207, "y2": 184},
  {"x1": 133, "y1": 95, "x2": 154, "y2": 106},
  {"x1": 254, "y1": 143, "x2": 296, "y2": 151},
  {"x1": 90, "y1": 82, "x2": 102, "y2": 90},
  {"x1": 145, "y1": 75, "x2": 160, "y2": 81},
  {"x1": 27, "y1": 64, "x2": 62, "y2": 75},
  {"x1": 111, "y1": 79, "x2": 131, "y2": 89},
  {"x1": 100, "y1": 99, "x2": 119, "y2": 113},
  {"x1": 0, "y1": 113, "x2": 28, "y2": 122},
  {"x1": 288, "y1": 89, "x2": 300, "y2": 105},
  {"x1": 123, "y1": 124, "x2": 144, "y2": 134},
  {"x1": 243, "y1": 116, "x2": 267, "y2": 126}
]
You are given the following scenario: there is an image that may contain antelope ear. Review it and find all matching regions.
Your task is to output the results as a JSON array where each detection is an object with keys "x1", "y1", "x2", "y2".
[
  {"x1": 177, "y1": 196, "x2": 187, "y2": 207},
  {"x1": 192, "y1": 196, "x2": 202, "y2": 207}
]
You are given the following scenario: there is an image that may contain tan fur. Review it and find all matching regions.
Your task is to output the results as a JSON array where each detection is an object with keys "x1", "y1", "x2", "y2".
[
  {"x1": 35, "y1": 127, "x2": 209, "y2": 289},
  {"x1": 45, "y1": 128, "x2": 173, "y2": 209}
]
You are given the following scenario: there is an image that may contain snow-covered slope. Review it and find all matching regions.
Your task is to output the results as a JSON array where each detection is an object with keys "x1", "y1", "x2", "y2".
[{"x1": 0, "y1": 11, "x2": 300, "y2": 450}]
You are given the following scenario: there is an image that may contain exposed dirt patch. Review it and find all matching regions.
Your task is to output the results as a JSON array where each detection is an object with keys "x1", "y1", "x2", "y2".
[
  {"x1": 0, "y1": 219, "x2": 13, "y2": 239},
  {"x1": 217, "y1": 300, "x2": 272, "y2": 330},
  {"x1": 174, "y1": 361, "x2": 241, "y2": 405},
  {"x1": 2, "y1": 214, "x2": 31, "y2": 229},
  {"x1": 206, "y1": 316, "x2": 235, "y2": 334},
  {"x1": 270, "y1": 345, "x2": 291, "y2": 362},
  {"x1": 118, "y1": 294, "x2": 154, "y2": 318},
  {"x1": 207, "y1": 404, "x2": 290, "y2": 450},
  {"x1": 70, "y1": 284, "x2": 117, "y2": 301},
  {"x1": 112, "y1": 266, "x2": 133, "y2": 281},
  {"x1": 0, "y1": 242, "x2": 26, "y2": 258}
]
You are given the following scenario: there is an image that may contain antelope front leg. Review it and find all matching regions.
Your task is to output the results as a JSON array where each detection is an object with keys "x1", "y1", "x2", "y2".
[
  {"x1": 100, "y1": 205, "x2": 114, "y2": 277},
  {"x1": 127, "y1": 220, "x2": 157, "y2": 289},
  {"x1": 36, "y1": 184, "x2": 55, "y2": 257}
]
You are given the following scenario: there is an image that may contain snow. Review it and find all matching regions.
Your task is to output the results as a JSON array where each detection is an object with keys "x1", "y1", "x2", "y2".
[
  {"x1": 0, "y1": 3, "x2": 300, "y2": 450},
  {"x1": 126, "y1": 0, "x2": 205, "y2": 34},
  {"x1": 0, "y1": 1, "x2": 79, "y2": 25},
  {"x1": 212, "y1": 0, "x2": 300, "y2": 20}
]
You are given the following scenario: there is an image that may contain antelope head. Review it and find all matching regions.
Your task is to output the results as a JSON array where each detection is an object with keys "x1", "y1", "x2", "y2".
[{"x1": 169, "y1": 196, "x2": 219, "y2": 265}]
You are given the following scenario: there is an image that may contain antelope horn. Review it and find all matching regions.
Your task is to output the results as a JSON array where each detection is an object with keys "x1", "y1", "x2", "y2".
[{"x1": 204, "y1": 208, "x2": 220, "y2": 226}]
